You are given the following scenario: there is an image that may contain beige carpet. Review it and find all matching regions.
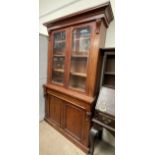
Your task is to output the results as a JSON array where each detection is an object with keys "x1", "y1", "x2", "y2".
[{"x1": 39, "y1": 121, "x2": 115, "y2": 155}]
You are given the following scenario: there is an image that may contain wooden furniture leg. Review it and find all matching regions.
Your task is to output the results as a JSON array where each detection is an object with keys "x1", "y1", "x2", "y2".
[
  {"x1": 88, "y1": 127, "x2": 99, "y2": 155},
  {"x1": 98, "y1": 129, "x2": 102, "y2": 140}
]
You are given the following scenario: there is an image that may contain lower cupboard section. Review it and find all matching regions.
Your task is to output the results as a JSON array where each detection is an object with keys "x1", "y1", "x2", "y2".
[{"x1": 44, "y1": 93, "x2": 92, "y2": 152}]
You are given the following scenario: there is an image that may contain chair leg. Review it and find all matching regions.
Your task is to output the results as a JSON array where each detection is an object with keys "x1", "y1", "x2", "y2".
[
  {"x1": 88, "y1": 127, "x2": 99, "y2": 155},
  {"x1": 98, "y1": 130, "x2": 103, "y2": 140}
]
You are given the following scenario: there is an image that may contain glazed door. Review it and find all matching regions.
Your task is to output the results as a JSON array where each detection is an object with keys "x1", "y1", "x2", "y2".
[
  {"x1": 51, "y1": 30, "x2": 67, "y2": 85},
  {"x1": 68, "y1": 24, "x2": 93, "y2": 92}
]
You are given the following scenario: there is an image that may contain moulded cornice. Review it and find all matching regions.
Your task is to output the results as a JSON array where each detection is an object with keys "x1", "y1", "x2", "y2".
[{"x1": 43, "y1": 2, "x2": 114, "y2": 32}]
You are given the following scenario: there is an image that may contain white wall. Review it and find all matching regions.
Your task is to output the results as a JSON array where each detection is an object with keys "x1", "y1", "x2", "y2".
[
  {"x1": 39, "y1": 0, "x2": 115, "y2": 47},
  {"x1": 39, "y1": 34, "x2": 48, "y2": 121},
  {"x1": 105, "y1": 20, "x2": 115, "y2": 47}
]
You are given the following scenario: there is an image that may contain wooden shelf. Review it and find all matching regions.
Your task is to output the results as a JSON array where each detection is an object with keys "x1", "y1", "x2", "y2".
[
  {"x1": 104, "y1": 72, "x2": 115, "y2": 75},
  {"x1": 69, "y1": 86, "x2": 85, "y2": 92},
  {"x1": 52, "y1": 81, "x2": 63, "y2": 86},
  {"x1": 53, "y1": 69, "x2": 64, "y2": 73},
  {"x1": 74, "y1": 36, "x2": 90, "y2": 41},
  {"x1": 53, "y1": 54, "x2": 65, "y2": 57},
  {"x1": 70, "y1": 72, "x2": 87, "y2": 77},
  {"x1": 54, "y1": 40, "x2": 65, "y2": 43},
  {"x1": 72, "y1": 55, "x2": 88, "y2": 58},
  {"x1": 72, "y1": 51, "x2": 89, "y2": 54}
]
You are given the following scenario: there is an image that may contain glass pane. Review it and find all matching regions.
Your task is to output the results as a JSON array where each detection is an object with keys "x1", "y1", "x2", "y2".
[
  {"x1": 52, "y1": 31, "x2": 66, "y2": 85},
  {"x1": 69, "y1": 76, "x2": 86, "y2": 91},
  {"x1": 72, "y1": 27, "x2": 91, "y2": 56},
  {"x1": 52, "y1": 72, "x2": 64, "y2": 84},
  {"x1": 69, "y1": 26, "x2": 91, "y2": 91},
  {"x1": 71, "y1": 57, "x2": 87, "y2": 73},
  {"x1": 53, "y1": 31, "x2": 66, "y2": 55},
  {"x1": 53, "y1": 57, "x2": 65, "y2": 70}
]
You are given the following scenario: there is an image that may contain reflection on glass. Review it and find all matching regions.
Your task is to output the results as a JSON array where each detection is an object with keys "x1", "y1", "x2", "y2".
[
  {"x1": 69, "y1": 26, "x2": 91, "y2": 91},
  {"x1": 53, "y1": 31, "x2": 66, "y2": 55},
  {"x1": 72, "y1": 27, "x2": 91, "y2": 56}
]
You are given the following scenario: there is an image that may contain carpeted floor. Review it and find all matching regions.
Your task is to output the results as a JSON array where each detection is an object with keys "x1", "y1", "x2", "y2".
[{"x1": 39, "y1": 121, "x2": 115, "y2": 155}]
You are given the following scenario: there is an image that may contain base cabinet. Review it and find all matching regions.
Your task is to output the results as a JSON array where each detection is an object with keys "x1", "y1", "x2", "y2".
[{"x1": 44, "y1": 90, "x2": 92, "y2": 152}]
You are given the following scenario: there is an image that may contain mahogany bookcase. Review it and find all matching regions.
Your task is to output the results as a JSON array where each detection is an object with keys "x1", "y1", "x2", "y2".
[{"x1": 43, "y1": 2, "x2": 114, "y2": 153}]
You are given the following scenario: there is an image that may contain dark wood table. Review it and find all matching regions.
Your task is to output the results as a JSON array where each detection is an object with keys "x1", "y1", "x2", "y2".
[{"x1": 88, "y1": 110, "x2": 115, "y2": 155}]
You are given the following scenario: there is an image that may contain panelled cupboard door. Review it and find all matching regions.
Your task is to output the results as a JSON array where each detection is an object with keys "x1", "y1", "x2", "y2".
[
  {"x1": 63, "y1": 102, "x2": 85, "y2": 141},
  {"x1": 48, "y1": 95, "x2": 63, "y2": 127}
]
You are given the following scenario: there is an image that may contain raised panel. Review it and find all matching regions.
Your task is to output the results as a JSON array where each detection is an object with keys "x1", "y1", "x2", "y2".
[
  {"x1": 49, "y1": 95, "x2": 62, "y2": 126},
  {"x1": 63, "y1": 103, "x2": 85, "y2": 141}
]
